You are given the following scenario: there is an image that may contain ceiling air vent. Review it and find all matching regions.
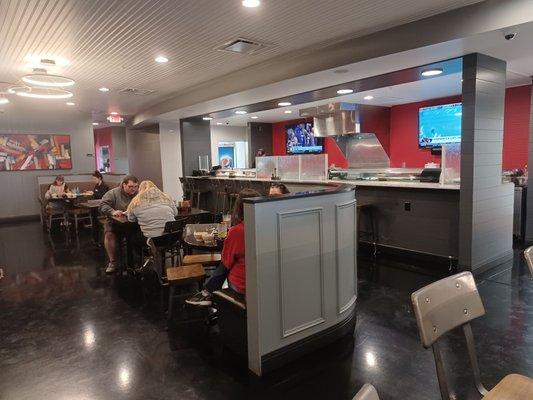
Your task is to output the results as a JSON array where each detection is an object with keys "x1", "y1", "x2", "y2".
[
  {"x1": 118, "y1": 88, "x2": 156, "y2": 96},
  {"x1": 40, "y1": 58, "x2": 56, "y2": 66},
  {"x1": 216, "y1": 38, "x2": 266, "y2": 55}
]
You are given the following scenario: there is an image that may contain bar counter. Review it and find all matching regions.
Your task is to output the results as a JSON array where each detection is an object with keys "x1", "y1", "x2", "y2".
[{"x1": 186, "y1": 175, "x2": 461, "y2": 263}]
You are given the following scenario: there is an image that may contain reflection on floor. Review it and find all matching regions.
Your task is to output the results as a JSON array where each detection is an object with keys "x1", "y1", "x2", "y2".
[{"x1": 0, "y1": 222, "x2": 531, "y2": 400}]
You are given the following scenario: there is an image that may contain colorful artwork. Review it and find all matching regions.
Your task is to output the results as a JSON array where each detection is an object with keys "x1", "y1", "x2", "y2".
[
  {"x1": 0, "y1": 134, "x2": 72, "y2": 171},
  {"x1": 217, "y1": 144, "x2": 235, "y2": 169}
]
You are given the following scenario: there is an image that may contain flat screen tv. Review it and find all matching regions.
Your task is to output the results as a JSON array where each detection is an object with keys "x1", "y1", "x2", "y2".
[
  {"x1": 418, "y1": 102, "x2": 462, "y2": 148},
  {"x1": 286, "y1": 122, "x2": 323, "y2": 154}
]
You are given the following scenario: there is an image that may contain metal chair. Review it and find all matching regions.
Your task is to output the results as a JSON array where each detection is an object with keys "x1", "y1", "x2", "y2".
[
  {"x1": 411, "y1": 272, "x2": 533, "y2": 400},
  {"x1": 522, "y1": 246, "x2": 533, "y2": 279},
  {"x1": 352, "y1": 384, "x2": 380, "y2": 400}
]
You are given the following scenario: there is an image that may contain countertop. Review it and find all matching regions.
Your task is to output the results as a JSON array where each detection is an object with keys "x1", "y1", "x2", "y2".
[{"x1": 187, "y1": 175, "x2": 460, "y2": 190}]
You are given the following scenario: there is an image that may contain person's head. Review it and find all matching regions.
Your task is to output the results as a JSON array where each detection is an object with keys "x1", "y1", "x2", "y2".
[
  {"x1": 53, "y1": 175, "x2": 64, "y2": 186},
  {"x1": 121, "y1": 175, "x2": 139, "y2": 196},
  {"x1": 231, "y1": 188, "x2": 261, "y2": 225},
  {"x1": 256, "y1": 148, "x2": 265, "y2": 157},
  {"x1": 126, "y1": 180, "x2": 171, "y2": 213},
  {"x1": 92, "y1": 170, "x2": 103, "y2": 184},
  {"x1": 269, "y1": 183, "x2": 289, "y2": 196}
]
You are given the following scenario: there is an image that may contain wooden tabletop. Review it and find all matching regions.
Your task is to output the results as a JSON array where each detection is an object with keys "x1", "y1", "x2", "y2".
[{"x1": 483, "y1": 374, "x2": 533, "y2": 400}]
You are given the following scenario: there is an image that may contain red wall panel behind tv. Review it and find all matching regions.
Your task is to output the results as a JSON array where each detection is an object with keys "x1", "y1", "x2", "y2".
[{"x1": 270, "y1": 86, "x2": 531, "y2": 170}]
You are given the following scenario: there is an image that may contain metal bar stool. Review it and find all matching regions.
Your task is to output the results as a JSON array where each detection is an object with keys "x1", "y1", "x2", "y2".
[{"x1": 357, "y1": 204, "x2": 377, "y2": 257}]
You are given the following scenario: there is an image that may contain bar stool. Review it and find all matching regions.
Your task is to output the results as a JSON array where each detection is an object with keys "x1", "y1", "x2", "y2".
[
  {"x1": 180, "y1": 177, "x2": 193, "y2": 202},
  {"x1": 357, "y1": 204, "x2": 377, "y2": 257},
  {"x1": 213, "y1": 179, "x2": 228, "y2": 214},
  {"x1": 189, "y1": 178, "x2": 210, "y2": 209}
]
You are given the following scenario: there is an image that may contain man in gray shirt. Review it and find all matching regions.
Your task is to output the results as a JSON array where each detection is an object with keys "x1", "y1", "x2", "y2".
[{"x1": 99, "y1": 175, "x2": 139, "y2": 273}]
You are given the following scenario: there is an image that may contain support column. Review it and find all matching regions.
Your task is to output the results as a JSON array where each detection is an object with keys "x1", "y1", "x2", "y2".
[
  {"x1": 525, "y1": 80, "x2": 533, "y2": 242},
  {"x1": 459, "y1": 53, "x2": 514, "y2": 273},
  {"x1": 159, "y1": 121, "x2": 183, "y2": 200},
  {"x1": 180, "y1": 120, "x2": 211, "y2": 176}
]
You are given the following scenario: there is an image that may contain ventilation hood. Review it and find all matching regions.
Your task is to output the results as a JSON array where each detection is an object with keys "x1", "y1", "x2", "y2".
[{"x1": 299, "y1": 102, "x2": 360, "y2": 137}]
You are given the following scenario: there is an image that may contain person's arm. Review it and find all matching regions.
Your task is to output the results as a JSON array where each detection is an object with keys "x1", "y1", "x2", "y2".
[
  {"x1": 99, "y1": 190, "x2": 116, "y2": 216},
  {"x1": 170, "y1": 200, "x2": 178, "y2": 216},
  {"x1": 127, "y1": 210, "x2": 137, "y2": 222},
  {"x1": 44, "y1": 185, "x2": 52, "y2": 199}
]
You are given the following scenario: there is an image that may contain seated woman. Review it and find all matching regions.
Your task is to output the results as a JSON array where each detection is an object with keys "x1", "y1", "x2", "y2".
[
  {"x1": 90, "y1": 170, "x2": 110, "y2": 199},
  {"x1": 126, "y1": 180, "x2": 178, "y2": 239},
  {"x1": 268, "y1": 183, "x2": 290, "y2": 196},
  {"x1": 186, "y1": 188, "x2": 261, "y2": 306},
  {"x1": 45, "y1": 175, "x2": 70, "y2": 212}
]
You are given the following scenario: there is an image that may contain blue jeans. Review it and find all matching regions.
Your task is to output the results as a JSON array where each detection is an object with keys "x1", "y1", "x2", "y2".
[{"x1": 204, "y1": 262, "x2": 229, "y2": 293}]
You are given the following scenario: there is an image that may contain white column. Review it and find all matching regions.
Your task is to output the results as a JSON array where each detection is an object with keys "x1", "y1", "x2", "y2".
[{"x1": 159, "y1": 121, "x2": 183, "y2": 201}]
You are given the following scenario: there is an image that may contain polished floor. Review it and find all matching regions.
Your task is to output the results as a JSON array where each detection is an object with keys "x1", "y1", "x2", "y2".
[{"x1": 0, "y1": 222, "x2": 531, "y2": 400}]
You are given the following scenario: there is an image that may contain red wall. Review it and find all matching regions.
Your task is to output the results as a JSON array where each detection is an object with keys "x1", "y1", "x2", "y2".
[
  {"x1": 503, "y1": 85, "x2": 532, "y2": 170},
  {"x1": 389, "y1": 96, "x2": 461, "y2": 168},
  {"x1": 271, "y1": 86, "x2": 532, "y2": 170},
  {"x1": 93, "y1": 127, "x2": 114, "y2": 171}
]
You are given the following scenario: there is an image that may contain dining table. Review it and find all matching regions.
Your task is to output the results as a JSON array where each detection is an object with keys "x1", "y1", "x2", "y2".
[{"x1": 183, "y1": 223, "x2": 225, "y2": 252}]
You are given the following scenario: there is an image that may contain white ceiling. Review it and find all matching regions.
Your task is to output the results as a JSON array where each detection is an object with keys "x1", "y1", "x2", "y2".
[
  {"x1": 162, "y1": 20, "x2": 533, "y2": 125},
  {"x1": 0, "y1": 0, "x2": 482, "y2": 122}
]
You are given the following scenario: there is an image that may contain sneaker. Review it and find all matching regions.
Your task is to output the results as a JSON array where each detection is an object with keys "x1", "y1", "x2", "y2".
[
  {"x1": 185, "y1": 290, "x2": 212, "y2": 306},
  {"x1": 105, "y1": 261, "x2": 117, "y2": 274}
]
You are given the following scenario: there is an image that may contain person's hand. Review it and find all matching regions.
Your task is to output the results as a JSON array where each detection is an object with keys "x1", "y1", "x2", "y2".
[
  {"x1": 112, "y1": 210, "x2": 124, "y2": 217},
  {"x1": 85, "y1": 190, "x2": 94, "y2": 196}
]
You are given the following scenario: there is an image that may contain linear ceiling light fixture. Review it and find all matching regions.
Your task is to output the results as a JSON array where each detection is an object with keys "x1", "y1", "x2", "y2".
[
  {"x1": 235, "y1": 110, "x2": 247, "y2": 114},
  {"x1": 337, "y1": 89, "x2": 354, "y2": 94},
  {"x1": 278, "y1": 101, "x2": 291, "y2": 106},
  {"x1": 202, "y1": 116, "x2": 213, "y2": 120}
]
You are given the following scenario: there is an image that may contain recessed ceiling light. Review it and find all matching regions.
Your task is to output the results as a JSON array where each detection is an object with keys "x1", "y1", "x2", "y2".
[
  {"x1": 242, "y1": 0, "x2": 260, "y2": 7},
  {"x1": 99, "y1": 87, "x2": 110, "y2": 92},
  {"x1": 337, "y1": 89, "x2": 354, "y2": 95},
  {"x1": 421, "y1": 68, "x2": 443, "y2": 77},
  {"x1": 284, "y1": 110, "x2": 292, "y2": 114},
  {"x1": 278, "y1": 101, "x2": 291, "y2": 106},
  {"x1": 216, "y1": 122, "x2": 223, "y2": 125},
  {"x1": 0, "y1": 97, "x2": 9, "y2": 105},
  {"x1": 66, "y1": 102, "x2": 75, "y2": 106},
  {"x1": 155, "y1": 56, "x2": 168, "y2": 63},
  {"x1": 235, "y1": 110, "x2": 247, "y2": 114},
  {"x1": 250, "y1": 116, "x2": 258, "y2": 119},
  {"x1": 110, "y1": 111, "x2": 118, "y2": 115},
  {"x1": 363, "y1": 95, "x2": 374, "y2": 100},
  {"x1": 92, "y1": 122, "x2": 99, "y2": 126},
  {"x1": 202, "y1": 116, "x2": 213, "y2": 121}
]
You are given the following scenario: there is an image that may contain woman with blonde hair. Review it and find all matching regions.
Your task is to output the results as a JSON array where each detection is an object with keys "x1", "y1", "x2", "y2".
[{"x1": 126, "y1": 180, "x2": 178, "y2": 238}]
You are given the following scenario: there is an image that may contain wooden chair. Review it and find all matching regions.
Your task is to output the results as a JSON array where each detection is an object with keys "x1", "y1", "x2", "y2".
[
  {"x1": 68, "y1": 207, "x2": 92, "y2": 235},
  {"x1": 352, "y1": 384, "x2": 380, "y2": 400},
  {"x1": 411, "y1": 272, "x2": 533, "y2": 400},
  {"x1": 522, "y1": 246, "x2": 533, "y2": 279},
  {"x1": 166, "y1": 264, "x2": 205, "y2": 323},
  {"x1": 182, "y1": 253, "x2": 221, "y2": 268}
]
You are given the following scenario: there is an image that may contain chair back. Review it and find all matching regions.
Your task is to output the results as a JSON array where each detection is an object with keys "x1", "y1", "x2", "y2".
[
  {"x1": 352, "y1": 384, "x2": 379, "y2": 400},
  {"x1": 411, "y1": 272, "x2": 485, "y2": 348},
  {"x1": 523, "y1": 246, "x2": 533, "y2": 279},
  {"x1": 164, "y1": 218, "x2": 188, "y2": 234}
]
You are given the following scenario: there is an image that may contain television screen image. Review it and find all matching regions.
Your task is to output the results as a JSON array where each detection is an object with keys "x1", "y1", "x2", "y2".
[
  {"x1": 286, "y1": 122, "x2": 323, "y2": 154},
  {"x1": 419, "y1": 103, "x2": 462, "y2": 148}
]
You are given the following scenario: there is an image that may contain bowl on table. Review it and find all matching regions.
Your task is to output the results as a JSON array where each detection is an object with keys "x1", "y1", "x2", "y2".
[{"x1": 201, "y1": 232, "x2": 215, "y2": 243}]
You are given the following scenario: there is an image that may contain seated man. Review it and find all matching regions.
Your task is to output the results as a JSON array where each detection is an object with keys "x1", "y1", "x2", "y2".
[
  {"x1": 99, "y1": 175, "x2": 139, "y2": 274},
  {"x1": 186, "y1": 188, "x2": 260, "y2": 306}
]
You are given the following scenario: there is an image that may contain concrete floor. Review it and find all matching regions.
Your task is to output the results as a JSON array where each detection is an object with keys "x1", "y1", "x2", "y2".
[{"x1": 0, "y1": 221, "x2": 531, "y2": 400}]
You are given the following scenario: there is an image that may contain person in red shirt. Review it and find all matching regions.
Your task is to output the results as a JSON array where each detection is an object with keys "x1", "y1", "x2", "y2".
[{"x1": 186, "y1": 188, "x2": 260, "y2": 306}]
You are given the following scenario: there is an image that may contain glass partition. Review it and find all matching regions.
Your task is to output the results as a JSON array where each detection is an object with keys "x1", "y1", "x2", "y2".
[
  {"x1": 255, "y1": 154, "x2": 328, "y2": 182},
  {"x1": 441, "y1": 143, "x2": 461, "y2": 185}
]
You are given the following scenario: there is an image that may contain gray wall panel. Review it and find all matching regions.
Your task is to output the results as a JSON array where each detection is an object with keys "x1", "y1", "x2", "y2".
[
  {"x1": 126, "y1": 126, "x2": 163, "y2": 188},
  {"x1": 180, "y1": 120, "x2": 211, "y2": 176}
]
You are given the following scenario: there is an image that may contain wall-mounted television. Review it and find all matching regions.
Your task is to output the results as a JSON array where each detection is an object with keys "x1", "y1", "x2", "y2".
[
  {"x1": 286, "y1": 122, "x2": 324, "y2": 154},
  {"x1": 418, "y1": 102, "x2": 462, "y2": 148}
]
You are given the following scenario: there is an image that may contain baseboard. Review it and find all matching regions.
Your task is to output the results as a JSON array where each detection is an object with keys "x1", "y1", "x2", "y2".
[
  {"x1": 0, "y1": 214, "x2": 40, "y2": 225},
  {"x1": 460, "y1": 249, "x2": 514, "y2": 276},
  {"x1": 260, "y1": 308, "x2": 356, "y2": 375}
]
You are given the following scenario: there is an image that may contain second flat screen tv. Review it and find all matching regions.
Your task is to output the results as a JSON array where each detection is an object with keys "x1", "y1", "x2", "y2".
[
  {"x1": 419, "y1": 102, "x2": 462, "y2": 148},
  {"x1": 286, "y1": 122, "x2": 323, "y2": 154}
]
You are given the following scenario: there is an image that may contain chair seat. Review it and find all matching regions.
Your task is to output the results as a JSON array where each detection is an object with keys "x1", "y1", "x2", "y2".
[
  {"x1": 68, "y1": 208, "x2": 91, "y2": 215},
  {"x1": 167, "y1": 264, "x2": 205, "y2": 285},
  {"x1": 483, "y1": 374, "x2": 533, "y2": 400},
  {"x1": 182, "y1": 253, "x2": 221, "y2": 266}
]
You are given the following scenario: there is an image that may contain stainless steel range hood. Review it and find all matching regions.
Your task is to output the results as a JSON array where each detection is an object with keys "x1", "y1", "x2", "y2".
[{"x1": 299, "y1": 102, "x2": 360, "y2": 137}]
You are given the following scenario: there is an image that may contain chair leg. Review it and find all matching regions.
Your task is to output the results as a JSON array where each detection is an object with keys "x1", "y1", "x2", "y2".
[
  {"x1": 167, "y1": 286, "x2": 175, "y2": 324},
  {"x1": 74, "y1": 214, "x2": 79, "y2": 234}
]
